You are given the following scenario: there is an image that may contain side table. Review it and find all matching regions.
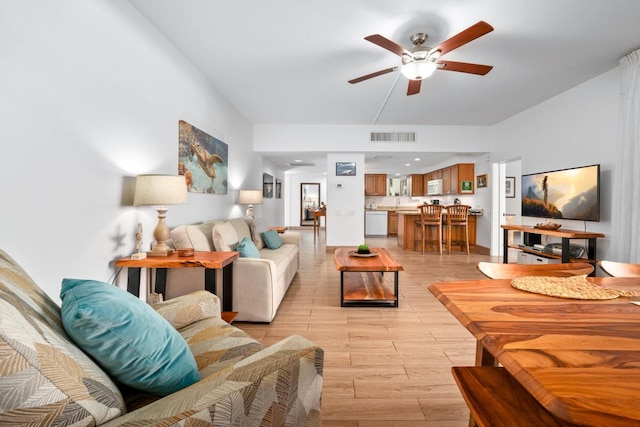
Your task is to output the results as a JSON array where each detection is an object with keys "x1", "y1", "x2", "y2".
[
  {"x1": 115, "y1": 251, "x2": 239, "y2": 312},
  {"x1": 269, "y1": 226, "x2": 288, "y2": 233}
]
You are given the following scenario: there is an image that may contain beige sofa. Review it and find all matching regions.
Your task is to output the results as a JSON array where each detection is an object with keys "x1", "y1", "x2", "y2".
[
  {"x1": 170, "y1": 217, "x2": 300, "y2": 322},
  {"x1": 0, "y1": 249, "x2": 323, "y2": 426}
]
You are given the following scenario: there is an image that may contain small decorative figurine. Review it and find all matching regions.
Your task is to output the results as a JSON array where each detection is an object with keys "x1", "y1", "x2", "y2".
[{"x1": 131, "y1": 223, "x2": 147, "y2": 259}]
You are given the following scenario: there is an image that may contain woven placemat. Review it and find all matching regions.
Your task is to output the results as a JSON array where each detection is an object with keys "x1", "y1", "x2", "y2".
[{"x1": 511, "y1": 275, "x2": 640, "y2": 300}]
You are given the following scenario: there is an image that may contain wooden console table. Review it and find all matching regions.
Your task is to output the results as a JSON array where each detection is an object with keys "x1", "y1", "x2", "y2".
[
  {"x1": 115, "y1": 251, "x2": 239, "y2": 312},
  {"x1": 501, "y1": 224, "x2": 604, "y2": 270}
]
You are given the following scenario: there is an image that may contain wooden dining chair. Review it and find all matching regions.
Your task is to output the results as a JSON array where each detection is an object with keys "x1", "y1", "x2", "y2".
[
  {"x1": 598, "y1": 260, "x2": 640, "y2": 277},
  {"x1": 416, "y1": 204, "x2": 444, "y2": 254},
  {"x1": 445, "y1": 205, "x2": 471, "y2": 254},
  {"x1": 477, "y1": 261, "x2": 595, "y2": 279}
]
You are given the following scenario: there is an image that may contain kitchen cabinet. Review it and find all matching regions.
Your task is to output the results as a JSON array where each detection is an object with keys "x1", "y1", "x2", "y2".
[
  {"x1": 425, "y1": 163, "x2": 475, "y2": 195},
  {"x1": 387, "y1": 211, "x2": 398, "y2": 236},
  {"x1": 365, "y1": 174, "x2": 387, "y2": 196},
  {"x1": 457, "y1": 163, "x2": 474, "y2": 194},
  {"x1": 409, "y1": 174, "x2": 424, "y2": 196}
]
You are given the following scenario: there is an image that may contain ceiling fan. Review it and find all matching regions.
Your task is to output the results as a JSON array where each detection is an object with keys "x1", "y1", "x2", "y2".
[{"x1": 349, "y1": 21, "x2": 494, "y2": 96}]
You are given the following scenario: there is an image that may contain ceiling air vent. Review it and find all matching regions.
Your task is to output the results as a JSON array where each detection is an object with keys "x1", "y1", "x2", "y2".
[
  {"x1": 370, "y1": 132, "x2": 416, "y2": 142},
  {"x1": 287, "y1": 162, "x2": 315, "y2": 167}
]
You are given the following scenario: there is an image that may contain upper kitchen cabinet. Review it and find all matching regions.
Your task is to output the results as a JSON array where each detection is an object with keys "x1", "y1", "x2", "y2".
[
  {"x1": 365, "y1": 174, "x2": 387, "y2": 196},
  {"x1": 456, "y1": 163, "x2": 475, "y2": 194},
  {"x1": 426, "y1": 163, "x2": 475, "y2": 195},
  {"x1": 409, "y1": 174, "x2": 424, "y2": 197}
]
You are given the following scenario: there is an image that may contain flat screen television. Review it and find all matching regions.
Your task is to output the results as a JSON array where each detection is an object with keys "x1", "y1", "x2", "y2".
[{"x1": 521, "y1": 164, "x2": 600, "y2": 222}]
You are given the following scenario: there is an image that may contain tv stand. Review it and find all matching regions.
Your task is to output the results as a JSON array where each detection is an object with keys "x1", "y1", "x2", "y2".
[{"x1": 501, "y1": 225, "x2": 605, "y2": 275}]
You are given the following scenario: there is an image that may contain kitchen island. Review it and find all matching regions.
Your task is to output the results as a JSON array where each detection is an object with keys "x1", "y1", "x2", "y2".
[{"x1": 397, "y1": 210, "x2": 478, "y2": 252}]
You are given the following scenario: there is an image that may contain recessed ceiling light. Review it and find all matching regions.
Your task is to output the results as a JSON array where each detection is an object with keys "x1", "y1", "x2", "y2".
[
  {"x1": 414, "y1": 158, "x2": 421, "y2": 161},
  {"x1": 294, "y1": 159, "x2": 302, "y2": 162},
  {"x1": 405, "y1": 163, "x2": 411, "y2": 166}
]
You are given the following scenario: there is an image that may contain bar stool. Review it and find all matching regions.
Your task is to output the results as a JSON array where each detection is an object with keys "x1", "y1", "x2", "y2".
[
  {"x1": 416, "y1": 204, "x2": 444, "y2": 254},
  {"x1": 445, "y1": 205, "x2": 471, "y2": 254}
]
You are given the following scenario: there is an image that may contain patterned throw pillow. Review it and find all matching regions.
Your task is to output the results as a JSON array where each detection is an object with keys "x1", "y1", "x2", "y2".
[
  {"x1": 237, "y1": 236, "x2": 260, "y2": 258},
  {"x1": 60, "y1": 278, "x2": 201, "y2": 395},
  {"x1": 261, "y1": 229, "x2": 284, "y2": 249}
]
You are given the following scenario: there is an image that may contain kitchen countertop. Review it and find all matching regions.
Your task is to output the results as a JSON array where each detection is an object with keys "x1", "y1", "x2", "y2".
[{"x1": 367, "y1": 206, "x2": 483, "y2": 215}]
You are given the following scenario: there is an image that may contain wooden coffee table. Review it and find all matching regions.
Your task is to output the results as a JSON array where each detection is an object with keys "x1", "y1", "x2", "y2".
[{"x1": 333, "y1": 247, "x2": 403, "y2": 307}]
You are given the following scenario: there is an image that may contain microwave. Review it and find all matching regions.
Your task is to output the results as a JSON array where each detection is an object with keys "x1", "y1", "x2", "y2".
[{"x1": 427, "y1": 179, "x2": 443, "y2": 195}]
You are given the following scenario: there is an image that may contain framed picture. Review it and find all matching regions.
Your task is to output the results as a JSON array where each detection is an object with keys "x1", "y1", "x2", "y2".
[
  {"x1": 505, "y1": 176, "x2": 516, "y2": 198},
  {"x1": 336, "y1": 162, "x2": 356, "y2": 176},
  {"x1": 460, "y1": 180, "x2": 473, "y2": 193},
  {"x1": 477, "y1": 174, "x2": 488, "y2": 188},
  {"x1": 276, "y1": 179, "x2": 282, "y2": 199},
  {"x1": 178, "y1": 120, "x2": 228, "y2": 194},
  {"x1": 263, "y1": 173, "x2": 273, "y2": 198}
]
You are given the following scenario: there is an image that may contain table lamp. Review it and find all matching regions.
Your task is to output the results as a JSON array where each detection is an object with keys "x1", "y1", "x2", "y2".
[
  {"x1": 134, "y1": 174, "x2": 188, "y2": 256},
  {"x1": 239, "y1": 190, "x2": 263, "y2": 218}
]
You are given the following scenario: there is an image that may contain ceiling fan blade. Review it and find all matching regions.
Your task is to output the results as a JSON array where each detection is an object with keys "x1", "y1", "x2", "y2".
[
  {"x1": 432, "y1": 21, "x2": 494, "y2": 56},
  {"x1": 365, "y1": 34, "x2": 411, "y2": 57},
  {"x1": 348, "y1": 67, "x2": 398, "y2": 84},
  {"x1": 438, "y1": 60, "x2": 493, "y2": 75},
  {"x1": 407, "y1": 79, "x2": 421, "y2": 96}
]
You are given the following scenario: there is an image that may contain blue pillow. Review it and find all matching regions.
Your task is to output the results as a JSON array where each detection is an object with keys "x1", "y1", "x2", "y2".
[
  {"x1": 261, "y1": 230, "x2": 284, "y2": 249},
  {"x1": 237, "y1": 236, "x2": 260, "y2": 258},
  {"x1": 60, "y1": 278, "x2": 200, "y2": 395}
]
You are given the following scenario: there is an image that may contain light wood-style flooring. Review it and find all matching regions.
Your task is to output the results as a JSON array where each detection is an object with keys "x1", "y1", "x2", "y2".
[{"x1": 235, "y1": 229, "x2": 498, "y2": 426}]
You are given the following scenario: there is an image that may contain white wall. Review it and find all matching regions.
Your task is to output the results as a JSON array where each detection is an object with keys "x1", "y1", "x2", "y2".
[
  {"x1": 0, "y1": 0, "x2": 279, "y2": 302},
  {"x1": 326, "y1": 153, "x2": 365, "y2": 246},
  {"x1": 491, "y1": 69, "x2": 620, "y2": 259}
]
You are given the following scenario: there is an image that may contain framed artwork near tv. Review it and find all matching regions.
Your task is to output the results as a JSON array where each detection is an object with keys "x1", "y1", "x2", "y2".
[
  {"x1": 505, "y1": 176, "x2": 516, "y2": 198},
  {"x1": 477, "y1": 174, "x2": 488, "y2": 188}
]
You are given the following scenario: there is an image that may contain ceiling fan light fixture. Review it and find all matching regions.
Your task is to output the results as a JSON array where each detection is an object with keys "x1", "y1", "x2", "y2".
[{"x1": 400, "y1": 60, "x2": 437, "y2": 81}]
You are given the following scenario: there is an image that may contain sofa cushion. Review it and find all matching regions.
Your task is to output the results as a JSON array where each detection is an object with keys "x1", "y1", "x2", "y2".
[
  {"x1": 60, "y1": 278, "x2": 201, "y2": 395},
  {"x1": 152, "y1": 290, "x2": 221, "y2": 330},
  {"x1": 262, "y1": 229, "x2": 284, "y2": 249},
  {"x1": 237, "y1": 236, "x2": 260, "y2": 258},
  {"x1": 227, "y1": 217, "x2": 252, "y2": 242},
  {"x1": 212, "y1": 222, "x2": 239, "y2": 251},
  {"x1": 0, "y1": 250, "x2": 126, "y2": 425},
  {"x1": 250, "y1": 217, "x2": 269, "y2": 249}
]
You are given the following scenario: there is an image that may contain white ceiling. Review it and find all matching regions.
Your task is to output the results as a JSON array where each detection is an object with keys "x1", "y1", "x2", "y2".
[{"x1": 129, "y1": 0, "x2": 640, "y2": 174}]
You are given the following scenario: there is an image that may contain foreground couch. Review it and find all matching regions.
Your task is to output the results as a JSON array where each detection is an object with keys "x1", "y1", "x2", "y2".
[
  {"x1": 170, "y1": 217, "x2": 300, "y2": 322},
  {"x1": 0, "y1": 249, "x2": 323, "y2": 426}
]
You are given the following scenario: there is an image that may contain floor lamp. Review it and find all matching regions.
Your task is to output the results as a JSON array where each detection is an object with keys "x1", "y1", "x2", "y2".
[
  {"x1": 239, "y1": 190, "x2": 263, "y2": 219},
  {"x1": 134, "y1": 174, "x2": 188, "y2": 256}
]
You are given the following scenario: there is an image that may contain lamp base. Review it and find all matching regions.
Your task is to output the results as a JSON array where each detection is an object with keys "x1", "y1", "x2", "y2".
[
  {"x1": 147, "y1": 241, "x2": 174, "y2": 257},
  {"x1": 147, "y1": 248, "x2": 174, "y2": 257}
]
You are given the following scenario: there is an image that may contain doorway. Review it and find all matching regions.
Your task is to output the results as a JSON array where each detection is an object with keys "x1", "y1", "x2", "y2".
[{"x1": 300, "y1": 183, "x2": 321, "y2": 226}]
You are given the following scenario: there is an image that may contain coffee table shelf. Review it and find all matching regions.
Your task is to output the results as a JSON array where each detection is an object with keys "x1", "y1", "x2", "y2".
[{"x1": 333, "y1": 247, "x2": 403, "y2": 307}]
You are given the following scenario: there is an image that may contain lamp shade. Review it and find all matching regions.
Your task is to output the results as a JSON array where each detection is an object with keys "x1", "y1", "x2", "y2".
[
  {"x1": 133, "y1": 175, "x2": 188, "y2": 206},
  {"x1": 238, "y1": 190, "x2": 263, "y2": 205}
]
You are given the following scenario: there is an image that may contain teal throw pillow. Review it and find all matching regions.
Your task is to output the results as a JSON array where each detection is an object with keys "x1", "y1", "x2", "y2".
[
  {"x1": 60, "y1": 278, "x2": 200, "y2": 395},
  {"x1": 237, "y1": 236, "x2": 260, "y2": 258},
  {"x1": 261, "y1": 229, "x2": 284, "y2": 249}
]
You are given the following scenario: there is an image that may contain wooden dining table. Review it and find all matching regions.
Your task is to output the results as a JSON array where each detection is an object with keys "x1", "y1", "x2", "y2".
[{"x1": 429, "y1": 276, "x2": 640, "y2": 426}]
